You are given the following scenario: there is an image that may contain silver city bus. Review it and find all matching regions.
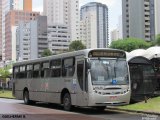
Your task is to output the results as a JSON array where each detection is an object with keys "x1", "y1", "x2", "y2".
[{"x1": 12, "y1": 48, "x2": 131, "y2": 111}]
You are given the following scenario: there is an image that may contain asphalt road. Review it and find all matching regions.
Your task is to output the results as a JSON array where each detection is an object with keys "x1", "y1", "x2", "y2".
[{"x1": 0, "y1": 98, "x2": 159, "y2": 120}]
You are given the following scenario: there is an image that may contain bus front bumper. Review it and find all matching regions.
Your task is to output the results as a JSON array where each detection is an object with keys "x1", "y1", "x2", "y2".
[{"x1": 88, "y1": 92, "x2": 131, "y2": 106}]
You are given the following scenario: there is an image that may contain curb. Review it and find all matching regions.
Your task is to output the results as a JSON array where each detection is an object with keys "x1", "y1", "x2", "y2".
[
  {"x1": 107, "y1": 107, "x2": 160, "y2": 116},
  {"x1": 0, "y1": 97, "x2": 15, "y2": 99}
]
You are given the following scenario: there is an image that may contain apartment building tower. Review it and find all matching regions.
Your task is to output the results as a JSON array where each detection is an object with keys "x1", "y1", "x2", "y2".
[
  {"x1": 5, "y1": 10, "x2": 39, "y2": 61},
  {"x1": 16, "y1": 16, "x2": 48, "y2": 61},
  {"x1": 154, "y1": 0, "x2": 160, "y2": 35},
  {"x1": 122, "y1": 0, "x2": 155, "y2": 41},
  {"x1": 80, "y1": 2, "x2": 109, "y2": 48},
  {"x1": 1, "y1": 0, "x2": 14, "y2": 61},
  {"x1": 0, "y1": 0, "x2": 2, "y2": 59},
  {"x1": 12, "y1": 0, "x2": 23, "y2": 10},
  {"x1": 111, "y1": 29, "x2": 120, "y2": 41},
  {"x1": 0, "y1": 0, "x2": 24, "y2": 62},
  {"x1": 43, "y1": 0, "x2": 79, "y2": 53},
  {"x1": 48, "y1": 25, "x2": 70, "y2": 54}
]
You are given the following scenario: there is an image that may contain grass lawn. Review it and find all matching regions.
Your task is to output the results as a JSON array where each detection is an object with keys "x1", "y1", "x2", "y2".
[
  {"x1": 0, "y1": 90, "x2": 15, "y2": 99},
  {"x1": 118, "y1": 97, "x2": 160, "y2": 113}
]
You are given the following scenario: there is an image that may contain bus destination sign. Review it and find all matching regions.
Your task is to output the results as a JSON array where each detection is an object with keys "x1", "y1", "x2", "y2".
[{"x1": 89, "y1": 50, "x2": 126, "y2": 58}]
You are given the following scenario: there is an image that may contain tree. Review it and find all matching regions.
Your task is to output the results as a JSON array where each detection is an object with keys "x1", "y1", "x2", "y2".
[
  {"x1": 156, "y1": 34, "x2": 160, "y2": 45},
  {"x1": 0, "y1": 66, "x2": 11, "y2": 93},
  {"x1": 41, "y1": 49, "x2": 52, "y2": 57},
  {"x1": 69, "y1": 40, "x2": 86, "y2": 51},
  {"x1": 110, "y1": 38, "x2": 151, "y2": 52}
]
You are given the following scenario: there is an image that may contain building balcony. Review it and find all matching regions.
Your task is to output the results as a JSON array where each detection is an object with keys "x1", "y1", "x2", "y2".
[
  {"x1": 144, "y1": 1, "x2": 150, "y2": 6},
  {"x1": 145, "y1": 27, "x2": 150, "y2": 30},
  {"x1": 145, "y1": 22, "x2": 150, "y2": 26},
  {"x1": 145, "y1": 16, "x2": 150, "y2": 20},
  {"x1": 145, "y1": 32, "x2": 150, "y2": 36},
  {"x1": 144, "y1": 6, "x2": 150, "y2": 11}
]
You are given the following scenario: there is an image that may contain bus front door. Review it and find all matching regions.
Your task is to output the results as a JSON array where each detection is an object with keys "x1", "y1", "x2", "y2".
[{"x1": 76, "y1": 59, "x2": 88, "y2": 106}]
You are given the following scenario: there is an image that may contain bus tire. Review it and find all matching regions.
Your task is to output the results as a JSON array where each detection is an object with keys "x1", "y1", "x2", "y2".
[
  {"x1": 63, "y1": 93, "x2": 72, "y2": 111},
  {"x1": 23, "y1": 90, "x2": 31, "y2": 105}
]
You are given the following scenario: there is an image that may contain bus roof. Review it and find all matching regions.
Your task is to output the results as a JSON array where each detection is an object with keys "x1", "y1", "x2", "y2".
[{"x1": 13, "y1": 48, "x2": 125, "y2": 66}]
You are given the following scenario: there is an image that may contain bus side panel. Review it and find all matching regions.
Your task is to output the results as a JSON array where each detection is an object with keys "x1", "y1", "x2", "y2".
[
  {"x1": 43, "y1": 78, "x2": 63, "y2": 104},
  {"x1": 29, "y1": 78, "x2": 46, "y2": 102},
  {"x1": 63, "y1": 77, "x2": 77, "y2": 105},
  {"x1": 45, "y1": 77, "x2": 77, "y2": 105},
  {"x1": 14, "y1": 79, "x2": 28, "y2": 100},
  {"x1": 15, "y1": 90, "x2": 23, "y2": 100}
]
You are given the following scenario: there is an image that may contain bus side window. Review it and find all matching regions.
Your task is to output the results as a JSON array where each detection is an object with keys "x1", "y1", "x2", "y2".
[
  {"x1": 27, "y1": 64, "x2": 32, "y2": 78},
  {"x1": 13, "y1": 66, "x2": 19, "y2": 78},
  {"x1": 33, "y1": 63, "x2": 40, "y2": 78},
  {"x1": 62, "y1": 57, "x2": 75, "y2": 77},
  {"x1": 41, "y1": 62, "x2": 50, "y2": 78},
  {"x1": 19, "y1": 66, "x2": 26, "y2": 79},
  {"x1": 50, "y1": 59, "x2": 61, "y2": 77}
]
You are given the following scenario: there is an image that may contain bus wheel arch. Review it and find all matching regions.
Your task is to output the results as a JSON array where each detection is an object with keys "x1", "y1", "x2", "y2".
[{"x1": 61, "y1": 88, "x2": 72, "y2": 111}]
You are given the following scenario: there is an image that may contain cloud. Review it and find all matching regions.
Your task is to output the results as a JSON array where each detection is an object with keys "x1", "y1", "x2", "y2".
[
  {"x1": 33, "y1": 6, "x2": 43, "y2": 12},
  {"x1": 32, "y1": 0, "x2": 43, "y2": 13},
  {"x1": 80, "y1": 0, "x2": 94, "y2": 6}
]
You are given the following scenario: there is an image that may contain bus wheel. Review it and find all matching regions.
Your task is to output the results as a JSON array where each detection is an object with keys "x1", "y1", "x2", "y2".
[
  {"x1": 23, "y1": 90, "x2": 30, "y2": 105},
  {"x1": 63, "y1": 93, "x2": 72, "y2": 111}
]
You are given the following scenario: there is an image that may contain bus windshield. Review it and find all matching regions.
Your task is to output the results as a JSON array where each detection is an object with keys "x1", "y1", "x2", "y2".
[{"x1": 90, "y1": 58, "x2": 129, "y2": 85}]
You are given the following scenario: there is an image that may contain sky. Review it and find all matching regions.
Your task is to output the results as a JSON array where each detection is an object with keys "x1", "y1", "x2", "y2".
[{"x1": 32, "y1": 0, "x2": 122, "y2": 40}]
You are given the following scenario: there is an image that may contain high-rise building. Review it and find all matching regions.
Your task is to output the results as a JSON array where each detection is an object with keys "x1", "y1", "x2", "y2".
[
  {"x1": 5, "y1": 10, "x2": 39, "y2": 61},
  {"x1": 0, "y1": 0, "x2": 2, "y2": 59},
  {"x1": 23, "y1": 0, "x2": 32, "y2": 11},
  {"x1": 12, "y1": 0, "x2": 23, "y2": 10},
  {"x1": 1, "y1": 0, "x2": 13, "y2": 61},
  {"x1": 122, "y1": 0, "x2": 155, "y2": 41},
  {"x1": 0, "y1": 0, "x2": 23, "y2": 62},
  {"x1": 16, "y1": 16, "x2": 48, "y2": 61},
  {"x1": 80, "y1": 2, "x2": 109, "y2": 48},
  {"x1": 48, "y1": 25, "x2": 70, "y2": 54},
  {"x1": 111, "y1": 29, "x2": 120, "y2": 42},
  {"x1": 111, "y1": 15, "x2": 123, "y2": 42},
  {"x1": 117, "y1": 15, "x2": 123, "y2": 39},
  {"x1": 155, "y1": 0, "x2": 160, "y2": 35},
  {"x1": 43, "y1": 0, "x2": 80, "y2": 41}
]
